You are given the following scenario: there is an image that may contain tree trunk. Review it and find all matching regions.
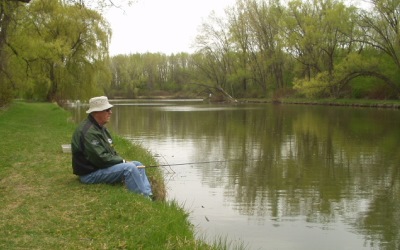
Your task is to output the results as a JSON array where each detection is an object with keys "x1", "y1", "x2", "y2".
[{"x1": 0, "y1": 0, "x2": 31, "y2": 106}]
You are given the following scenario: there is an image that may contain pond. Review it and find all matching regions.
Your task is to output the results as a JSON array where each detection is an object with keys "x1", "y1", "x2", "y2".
[{"x1": 69, "y1": 99, "x2": 400, "y2": 250}]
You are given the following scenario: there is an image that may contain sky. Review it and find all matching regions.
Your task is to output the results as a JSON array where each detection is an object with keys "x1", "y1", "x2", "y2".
[{"x1": 105, "y1": 0, "x2": 237, "y2": 55}]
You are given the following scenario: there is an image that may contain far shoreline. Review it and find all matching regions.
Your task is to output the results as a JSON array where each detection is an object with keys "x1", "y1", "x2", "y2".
[
  {"x1": 141, "y1": 96, "x2": 400, "y2": 109},
  {"x1": 68, "y1": 96, "x2": 400, "y2": 110},
  {"x1": 241, "y1": 98, "x2": 400, "y2": 109}
]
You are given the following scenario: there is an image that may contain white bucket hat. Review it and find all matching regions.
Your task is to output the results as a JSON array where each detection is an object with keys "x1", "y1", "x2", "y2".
[{"x1": 86, "y1": 96, "x2": 113, "y2": 113}]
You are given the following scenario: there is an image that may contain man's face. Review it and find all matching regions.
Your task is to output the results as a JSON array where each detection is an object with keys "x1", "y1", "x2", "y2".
[{"x1": 94, "y1": 108, "x2": 112, "y2": 126}]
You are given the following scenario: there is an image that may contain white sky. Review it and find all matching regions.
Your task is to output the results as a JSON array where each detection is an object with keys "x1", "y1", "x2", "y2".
[{"x1": 105, "y1": 0, "x2": 236, "y2": 55}]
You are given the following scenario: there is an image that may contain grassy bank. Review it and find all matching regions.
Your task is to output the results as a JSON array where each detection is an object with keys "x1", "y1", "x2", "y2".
[{"x1": 0, "y1": 101, "x2": 215, "y2": 249}]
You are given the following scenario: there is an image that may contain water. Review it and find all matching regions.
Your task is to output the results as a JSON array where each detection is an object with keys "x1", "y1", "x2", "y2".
[{"x1": 69, "y1": 100, "x2": 400, "y2": 250}]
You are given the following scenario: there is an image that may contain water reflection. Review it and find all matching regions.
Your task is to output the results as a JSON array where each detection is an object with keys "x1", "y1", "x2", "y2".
[{"x1": 68, "y1": 101, "x2": 400, "y2": 250}]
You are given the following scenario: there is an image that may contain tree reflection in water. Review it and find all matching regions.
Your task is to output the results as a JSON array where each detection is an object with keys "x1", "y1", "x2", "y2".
[{"x1": 69, "y1": 101, "x2": 400, "y2": 249}]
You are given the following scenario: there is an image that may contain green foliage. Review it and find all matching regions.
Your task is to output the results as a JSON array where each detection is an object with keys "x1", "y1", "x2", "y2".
[
  {"x1": 185, "y1": 0, "x2": 400, "y2": 100},
  {"x1": 293, "y1": 73, "x2": 330, "y2": 98},
  {"x1": 293, "y1": 52, "x2": 387, "y2": 98},
  {"x1": 0, "y1": 0, "x2": 27, "y2": 106},
  {"x1": 8, "y1": 0, "x2": 111, "y2": 103},
  {"x1": 107, "y1": 53, "x2": 199, "y2": 98},
  {"x1": 2, "y1": 0, "x2": 400, "y2": 103}
]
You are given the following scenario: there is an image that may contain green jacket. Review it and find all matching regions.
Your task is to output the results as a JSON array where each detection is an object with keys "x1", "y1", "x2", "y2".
[{"x1": 71, "y1": 114, "x2": 124, "y2": 176}]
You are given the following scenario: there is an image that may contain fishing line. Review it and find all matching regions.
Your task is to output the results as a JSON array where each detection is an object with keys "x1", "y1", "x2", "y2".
[{"x1": 138, "y1": 159, "x2": 243, "y2": 168}]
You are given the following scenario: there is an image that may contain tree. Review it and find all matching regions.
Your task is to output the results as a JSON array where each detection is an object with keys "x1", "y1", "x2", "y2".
[
  {"x1": 9, "y1": 0, "x2": 111, "y2": 103},
  {"x1": 109, "y1": 55, "x2": 136, "y2": 98},
  {"x1": 194, "y1": 11, "x2": 237, "y2": 100},
  {"x1": 356, "y1": 0, "x2": 400, "y2": 97},
  {"x1": 227, "y1": 0, "x2": 252, "y2": 95},
  {"x1": 242, "y1": 0, "x2": 286, "y2": 94},
  {"x1": 286, "y1": 0, "x2": 361, "y2": 98},
  {"x1": 294, "y1": 0, "x2": 400, "y2": 99},
  {"x1": 0, "y1": 0, "x2": 31, "y2": 106},
  {"x1": 0, "y1": 0, "x2": 133, "y2": 106}
]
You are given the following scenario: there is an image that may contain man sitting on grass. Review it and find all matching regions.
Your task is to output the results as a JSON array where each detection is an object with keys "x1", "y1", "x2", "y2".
[{"x1": 71, "y1": 96, "x2": 153, "y2": 199}]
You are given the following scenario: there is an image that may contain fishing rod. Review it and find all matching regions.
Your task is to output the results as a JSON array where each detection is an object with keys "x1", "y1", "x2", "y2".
[{"x1": 137, "y1": 159, "x2": 243, "y2": 168}]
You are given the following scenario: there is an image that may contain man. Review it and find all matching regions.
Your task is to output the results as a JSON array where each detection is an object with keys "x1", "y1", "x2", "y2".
[{"x1": 71, "y1": 96, "x2": 153, "y2": 198}]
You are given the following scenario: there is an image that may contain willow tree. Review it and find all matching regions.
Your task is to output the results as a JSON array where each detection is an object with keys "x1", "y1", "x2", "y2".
[
  {"x1": 10, "y1": 0, "x2": 112, "y2": 103},
  {"x1": 0, "y1": 0, "x2": 31, "y2": 106}
]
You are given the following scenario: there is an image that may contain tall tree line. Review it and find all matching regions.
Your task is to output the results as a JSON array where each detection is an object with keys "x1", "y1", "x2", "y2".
[
  {"x1": 109, "y1": 0, "x2": 400, "y2": 100},
  {"x1": 2, "y1": 0, "x2": 400, "y2": 106}
]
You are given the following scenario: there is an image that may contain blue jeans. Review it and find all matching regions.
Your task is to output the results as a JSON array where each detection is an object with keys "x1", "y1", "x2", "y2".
[{"x1": 80, "y1": 161, "x2": 152, "y2": 196}]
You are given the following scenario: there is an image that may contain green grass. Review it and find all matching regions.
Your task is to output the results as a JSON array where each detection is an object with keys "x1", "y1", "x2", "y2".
[{"x1": 0, "y1": 101, "x2": 217, "y2": 249}]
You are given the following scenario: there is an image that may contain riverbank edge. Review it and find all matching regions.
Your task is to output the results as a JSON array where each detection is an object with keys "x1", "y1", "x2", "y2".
[
  {"x1": 136, "y1": 95, "x2": 400, "y2": 109},
  {"x1": 0, "y1": 101, "x2": 218, "y2": 249},
  {"x1": 239, "y1": 98, "x2": 400, "y2": 109}
]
